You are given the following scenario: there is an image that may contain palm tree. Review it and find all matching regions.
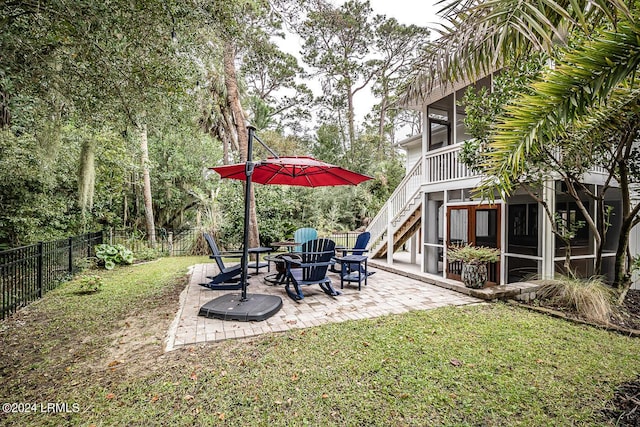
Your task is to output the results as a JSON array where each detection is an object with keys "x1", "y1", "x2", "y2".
[{"x1": 405, "y1": 0, "x2": 640, "y2": 295}]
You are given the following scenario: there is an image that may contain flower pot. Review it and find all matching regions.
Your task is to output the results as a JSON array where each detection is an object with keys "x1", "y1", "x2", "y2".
[{"x1": 461, "y1": 262, "x2": 487, "y2": 289}]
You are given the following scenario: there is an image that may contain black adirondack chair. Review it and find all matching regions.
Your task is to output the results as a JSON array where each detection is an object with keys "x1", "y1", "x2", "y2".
[
  {"x1": 282, "y1": 238, "x2": 340, "y2": 301},
  {"x1": 199, "y1": 233, "x2": 243, "y2": 290},
  {"x1": 331, "y1": 231, "x2": 373, "y2": 275}
]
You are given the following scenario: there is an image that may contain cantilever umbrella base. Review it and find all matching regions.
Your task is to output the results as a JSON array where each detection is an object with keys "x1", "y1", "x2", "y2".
[{"x1": 199, "y1": 293, "x2": 283, "y2": 322}]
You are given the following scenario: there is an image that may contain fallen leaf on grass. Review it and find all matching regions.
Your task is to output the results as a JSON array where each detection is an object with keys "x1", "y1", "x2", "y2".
[
  {"x1": 450, "y1": 359, "x2": 463, "y2": 367},
  {"x1": 105, "y1": 393, "x2": 116, "y2": 400},
  {"x1": 150, "y1": 395, "x2": 159, "y2": 403}
]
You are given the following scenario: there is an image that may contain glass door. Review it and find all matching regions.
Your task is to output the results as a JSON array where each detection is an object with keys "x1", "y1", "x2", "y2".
[{"x1": 447, "y1": 205, "x2": 501, "y2": 284}]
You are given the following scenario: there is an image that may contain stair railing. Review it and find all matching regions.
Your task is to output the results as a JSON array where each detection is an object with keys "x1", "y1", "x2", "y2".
[{"x1": 367, "y1": 159, "x2": 423, "y2": 251}]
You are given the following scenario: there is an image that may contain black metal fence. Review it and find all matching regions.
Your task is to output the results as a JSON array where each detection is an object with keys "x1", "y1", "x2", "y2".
[
  {"x1": 0, "y1": 228, "x2": 363, "y2": 320},
  {"x1": 0, "y1": 231, "x2": 103, "y2": 320},
  {"x1": 108, "y1": 228, "x2": 200, "y2": 256},
  {"x1": 107, "y1": 229, "x2": 363, "y2": 256}
]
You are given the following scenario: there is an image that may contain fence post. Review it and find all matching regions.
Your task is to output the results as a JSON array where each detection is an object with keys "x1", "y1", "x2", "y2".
[
  {"x1": 168, "y1": 232, "x2": 174, "y2": 256},
  {"x1": 68, "y1": 237, "x2": 74, "y2": 274},
  {"x1": 86, "y1": 233, "x2": 91, "y2": 258},
  {"x1": 37, "y1": 241, "x2": 43, "y2": 298}
]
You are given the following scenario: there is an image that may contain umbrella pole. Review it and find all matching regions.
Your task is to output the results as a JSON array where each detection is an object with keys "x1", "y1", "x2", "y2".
[
  {"x1": 240, "y1": 126, "x2": 256, "y2": 301},
  {"x1": 197, "y1": 125, "x2": 283, "y2": 322}
]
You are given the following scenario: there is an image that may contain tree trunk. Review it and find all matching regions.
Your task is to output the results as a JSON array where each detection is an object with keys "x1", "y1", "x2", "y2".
[
  {"x1": 139, "y1": 122, "x2": 156, "y2": 246},
  {"x1": 78, "y1": 138, "x2": 96, "y2": 218},
  {"x1": 224, "y1": 42, "x2": 259, "y2": 248},
  {"x1": 0, "y1": 86, "x2": 10, "y2": 128},
  {"x1": 347, "y1": 87, "x2": 356, "y2": 162},
  {"x1": 378, "y1": 79, "x2": 389, "y2": 158}
]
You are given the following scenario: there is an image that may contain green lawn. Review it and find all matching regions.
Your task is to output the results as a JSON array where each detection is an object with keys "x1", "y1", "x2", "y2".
[{"x1": 1, "y1": 257, "x2": 638, "y2": 426}]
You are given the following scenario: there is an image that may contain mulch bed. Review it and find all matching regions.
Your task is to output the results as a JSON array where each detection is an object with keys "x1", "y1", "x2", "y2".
[
  {"x1": 602, "y1": 377, "x2": 640, "y2": 426},
  {"x1": 602, "y1": 290, "x2": 640, "y2": 425},
  {"x1": 612, "y1": 289, "x2": 640, "y2": 330}
]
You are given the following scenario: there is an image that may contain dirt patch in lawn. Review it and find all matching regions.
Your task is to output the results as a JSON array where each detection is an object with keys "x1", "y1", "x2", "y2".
[
  {"x1": 0, "y1": 274, "x2": 190, "y2": 400},
  {"x1": 90, "y1": 276, "x2": 189, "y2": 377}
]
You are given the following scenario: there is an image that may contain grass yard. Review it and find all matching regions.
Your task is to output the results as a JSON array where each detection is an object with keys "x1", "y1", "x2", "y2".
[{"x1": 1, "y1": 257, "x2": 639, "y2": 426}]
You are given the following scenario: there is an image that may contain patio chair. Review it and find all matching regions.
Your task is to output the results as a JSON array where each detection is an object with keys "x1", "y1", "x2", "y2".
[
  {"x1": 199, "y1": 233, "x2": 243, "y2": 290},
  {"x1": 331, "y1": 231, "x2": 374, "y2": 276},
  {"x1": 293, "y1": 227, "x2": 318, "y2": 252},
  {"x1": 282, "y1": 238, "x2": 340, "y2": 301}
]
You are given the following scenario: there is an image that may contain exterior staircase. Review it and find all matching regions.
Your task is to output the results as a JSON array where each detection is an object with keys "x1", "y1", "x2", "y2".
[
  {"x1": 367, "y1": 159, "x2": 423, "y2": 258},
  {"x1": 373, "y1": 202, "x2": 422, "y2": 258}
]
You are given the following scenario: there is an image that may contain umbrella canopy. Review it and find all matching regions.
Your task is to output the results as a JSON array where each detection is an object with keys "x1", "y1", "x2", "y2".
[{"x1": 211, "y1": 156, "x2": 372, "y2": 187}]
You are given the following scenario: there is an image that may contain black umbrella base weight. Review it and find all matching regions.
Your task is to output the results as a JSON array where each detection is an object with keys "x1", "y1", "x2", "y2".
[{"x1": 198, "y1": 293, "x2": 283, "y2": 322}]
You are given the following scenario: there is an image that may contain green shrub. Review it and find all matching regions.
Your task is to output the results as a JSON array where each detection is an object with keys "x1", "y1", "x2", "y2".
[
  {"x1": 77, "y1": 274, "x2": 104, "y2": 293},
  {"x1": 133, "y1": 247, "x2": 164, "y2": 262},
  {"x1": 94, "y1": 243, "x2": 134, "y2": 270},
  {"x1": 447, "y1": 244, "x2": 500, "y2": 264}
]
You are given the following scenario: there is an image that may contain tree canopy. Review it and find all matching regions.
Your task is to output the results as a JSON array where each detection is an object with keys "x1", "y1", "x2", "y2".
[{"x1": 0, "y1": 0, "x2": 423, "y2": 249}]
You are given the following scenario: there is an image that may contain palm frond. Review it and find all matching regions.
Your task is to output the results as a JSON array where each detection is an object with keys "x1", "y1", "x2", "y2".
[
  {"x1": 476, "y1": 20, "x2": 640, "y2": 197},
  {"x1": 402, "y1": 0, "x2": 627, "y2": 106}
]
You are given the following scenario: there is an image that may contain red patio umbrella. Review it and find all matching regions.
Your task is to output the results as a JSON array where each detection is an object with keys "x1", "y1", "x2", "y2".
[
  {"x1": 212, "y1": 156, "x2": 372, "y2": 187},
  {"x1": 201, "y1": 126, "x2": 371, "y2": 322}
]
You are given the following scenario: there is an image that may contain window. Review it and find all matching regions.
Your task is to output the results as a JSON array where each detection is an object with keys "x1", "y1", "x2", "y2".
[
  {"x1": 555, "y1": 202, "x2": 589, "y2": 249},
  {"x1": 508, "y1": 203, "x2": 538, "y2": 255}
]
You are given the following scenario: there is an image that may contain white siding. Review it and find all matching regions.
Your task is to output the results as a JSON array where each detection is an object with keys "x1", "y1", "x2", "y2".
[{"x1": 406, "y1": 145, "x2": 422, "y2": 170}]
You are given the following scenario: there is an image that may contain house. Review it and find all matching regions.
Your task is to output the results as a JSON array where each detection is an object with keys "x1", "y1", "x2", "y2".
[{"x1": 366, "y1": 71, "x2": 640, "y2": 287}]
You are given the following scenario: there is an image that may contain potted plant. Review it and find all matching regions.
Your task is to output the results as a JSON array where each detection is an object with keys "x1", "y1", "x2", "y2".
[{"x1": 447, "y1": 244, "x2": 500, "y2": 288}]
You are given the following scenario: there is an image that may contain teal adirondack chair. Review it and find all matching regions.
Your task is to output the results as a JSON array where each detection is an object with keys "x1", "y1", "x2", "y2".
[{"x1": 293, "y1": 227, "x2": 318, "y2": 252}]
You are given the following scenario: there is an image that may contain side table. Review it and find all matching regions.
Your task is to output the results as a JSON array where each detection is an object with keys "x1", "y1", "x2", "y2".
[
  {"x1": 247, "y1": 246, "x2": 272, "y2": 274},
  {"x1": 334, "y1": 254, "x2": 368, "y2": 291}
]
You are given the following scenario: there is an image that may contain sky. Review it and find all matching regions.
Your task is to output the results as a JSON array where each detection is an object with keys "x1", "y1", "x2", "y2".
[
  {"x1": 277, "y1": 0, "x2": 442, "y2": 138},
  {"x1": 366, "y1": 0, "x2": 442, "y2": 28}
]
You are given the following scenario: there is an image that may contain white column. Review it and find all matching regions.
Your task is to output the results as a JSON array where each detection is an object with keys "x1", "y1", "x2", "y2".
[
  {"x1": 386, "y1": 217, "x2": 394, "y2": 265},
  {"x1": 410, "y1": 233, "x2": 417, "y2": 264},
  {"x1": 541, "y1": 180, "x2": 556, "y2": 280},
  {"x1": 422, "y1": 104, "x2": 429, "y2": 181},
  {"x1": 442, "y1": 190, "x2": 448, "y2": 278},
  {"x1": 500, "y1": 201, "x2": 506, "y2": 285},
  {"x1": 425, "y1": 198, "x2": 439, "y2": 273}
]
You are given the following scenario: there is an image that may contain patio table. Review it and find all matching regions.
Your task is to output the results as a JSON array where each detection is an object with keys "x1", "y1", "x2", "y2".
[
  {"x1": 263, "y1": 253, "x2": 303, "y2": 285},
  {"x1": 247, "y1": 246, "x2": 272, "y2": 274},
  {"x1": 271, "y1": 241, "x2": 300, "y2": 252}
]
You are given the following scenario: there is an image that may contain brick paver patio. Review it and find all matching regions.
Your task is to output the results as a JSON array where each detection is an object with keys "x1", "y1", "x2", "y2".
[{"x1": 165, "y1": 262, "x2": 481, "y2": 350}]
